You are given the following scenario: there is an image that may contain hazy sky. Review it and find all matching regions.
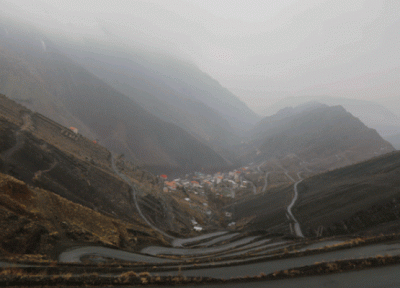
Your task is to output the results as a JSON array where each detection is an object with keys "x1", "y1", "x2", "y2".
[
  {"x1": 2, "y1": 0, "x2": 400, "y2": 112},
  {"x1": 185, "y1": 0, "x2": 299, "y2": 22}
]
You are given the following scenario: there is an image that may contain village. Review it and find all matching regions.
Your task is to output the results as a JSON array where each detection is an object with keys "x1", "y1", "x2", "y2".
[{"x1": 159, "y1": 167, "x2": 257, "y2": 232}]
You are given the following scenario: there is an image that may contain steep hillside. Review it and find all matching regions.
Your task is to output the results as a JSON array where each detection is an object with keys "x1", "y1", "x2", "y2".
[
  {"x1": 49, "y1": 38, "x2": 259, "y2": 162},
  {"x1": 0, "y1": 93, "x2": 147, "y2": 225},
  {"x1": 57, "y1": 27, "x2": 261, "y2": 134},
  {"x1": 295, "y1": 150, "x2": 400, "y2": 237},
  {"x1": 0, "y1": 94, "x2": 219, "y2": 242},
  {"x1": 0, "y1": 21, "x2": 228, "y2": 171},
  {"x1": 244, "y1": 105, "x2": 394, "y2": 168},
  {"x1": 68, "y1": 49, "x2": 239, "y2": 159},
  {"x1": 229, "y1": 150, "x2": 400, "y2": 238},
  {"x1": 0, "y1": 173, "x2": 165, "y2": 257}
]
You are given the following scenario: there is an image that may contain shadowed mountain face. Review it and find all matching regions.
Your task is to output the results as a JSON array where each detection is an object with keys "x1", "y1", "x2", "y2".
[
  {"x1": 231, "y1": 150, "x2": 400, "y2": 237},
  {"x1": 295, "y1": 150, "x2": 400, "y2": 236},
  {"x1": 0, "y1": 22, "x2": 228, "y2": 171},
  {"x1": 58, "y1": 46, "x2": 244, "y2": 160},
  {"x1": 244, "y1": 104, "x2": 394, "y2": 165},
  {"x1": 0, "y1": 9, "x2": 261, "y2": 163}
]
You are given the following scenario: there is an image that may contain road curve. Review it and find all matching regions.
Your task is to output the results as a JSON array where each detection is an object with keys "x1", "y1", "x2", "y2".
[
  {"x1": 112, "y1": 155, "x2": 230, "y2": 247},
  {"x1": 287, "y1": 172, "x2": 304, "y2": 238},
  {"x1": 153, "y1": 264, "x2": 400, "y2": 288},
  {"x1": 261, "y1": 172, "x2": 270, "y2": 193},
  {"x1": 285, "y1": 171, "x2": 296, "y2": 182},
  {"x1": 59, "y1": 246, "x2": 174, "y2": 263},
  {"x1": 111, "y1": 155, "x2": 174, "y2": 241}
]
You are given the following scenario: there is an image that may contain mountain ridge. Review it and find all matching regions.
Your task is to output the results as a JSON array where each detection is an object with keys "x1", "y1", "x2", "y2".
[{"x1": 244, "y1": 104, "x2": 394, "y2": 167}]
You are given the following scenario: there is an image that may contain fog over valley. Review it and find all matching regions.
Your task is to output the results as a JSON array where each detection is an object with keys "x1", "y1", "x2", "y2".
[
  {"x1": 0, "y1": 1, "x2": 400, "y2": 287},
  {"x1": 2, "y1": 0, "x2": 400, "y2": 112}
]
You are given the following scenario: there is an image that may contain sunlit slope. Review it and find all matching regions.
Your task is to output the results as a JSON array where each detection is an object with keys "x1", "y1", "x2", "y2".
[{"x1": 0, "y1": 22, "x2": 227, "y2": 170}]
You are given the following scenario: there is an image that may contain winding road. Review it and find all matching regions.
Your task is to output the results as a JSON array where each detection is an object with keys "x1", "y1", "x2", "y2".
[
  {"x1": 111, "y1": 155, "x2": 174, "y2": 241},
  {"x1": 261, "y1": 172, "x2": 270, "y2": 193},
  {"x1": 285, "y1": 171, "x2": 296, "y2": 182},
  {"x1": 111, "y1": 156, "x2": 230, "y2": 248},
  {"x1": 287, "y1": 172, "x2": 304, "y2": 238}
]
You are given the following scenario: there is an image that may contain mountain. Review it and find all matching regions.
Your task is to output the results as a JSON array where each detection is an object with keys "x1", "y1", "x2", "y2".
[
  {"x1": 230, "y1": 150, "x2": 400, "y2": 237},
  {"x1": 0, "y1": 20, "x2": 228, "y2": 172},
  {"x1": 261, "y1": 96, "x2": 400, "y2": 138},
  {"x1": 0, "y1": 93, "x2": 219, "y2": 249},
  {"x1": 58, "y1": 45, "x2": 243, "y2": 158},
  {"x1": 244, "y1": 104, "x2": 394, "y2": 167},
  {"x1": 53, "y1": 33, "x2": 261, "y2": 140},
  {"x1": 0, "y1": 3, "x2": 261, "y2": 162}
]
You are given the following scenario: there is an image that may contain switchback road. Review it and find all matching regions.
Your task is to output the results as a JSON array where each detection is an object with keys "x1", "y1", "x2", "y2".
[{"x1": 287, "y1": 172, "x2": 304, "y2": 237}]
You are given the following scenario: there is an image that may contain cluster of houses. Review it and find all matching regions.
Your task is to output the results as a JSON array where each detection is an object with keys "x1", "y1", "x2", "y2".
[
  {"x1": 158, "y1": 167, "x2": 254, "y2": 232},
  {"x1": 160, "y1": 167, "x2": 252, "y2": 197}
]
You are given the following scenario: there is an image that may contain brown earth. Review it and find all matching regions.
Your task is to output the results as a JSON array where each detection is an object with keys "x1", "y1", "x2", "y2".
[{"x1": 0, "y1": 173, "x2": 165, "y2": 258}]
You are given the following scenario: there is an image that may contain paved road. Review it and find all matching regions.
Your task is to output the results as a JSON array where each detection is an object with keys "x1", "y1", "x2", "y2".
[
  {"x1": 111, "y1": 155, "x2": 174, "y2": 241},
  {"x1": 141, "y1": 236, "x2": 260, "y2": 256},
  {"x1": 154, "y1": 242, "x2": 400, "y2": 278},
  {"x1": 256, "y1": 161, "x2": 266, "y2": 173},
  {"x1": 287, "y1": 172, "x2": 304, "y2": 237},
  {"x1": 112, "y1": 156, "x2": 233, "y2": 248},
  {"x1": 59, "y1": 246, "x2": 175, "y2": 263},
  {"x1": 33, "y1": 160, "x2": 58, "y2": 180},
  {"x1": 172, "y1": 232, "x2": 228, "y2": 247},
  {"x1": 147, "y1": 264, "x2": 400, "y2": 288},
  {"x1": 285, "y1": 171, "x2": 296, "y2": 182},
  {"x1": 251, "y1": 181, "x2": 257, "y2": 194},
  {"x1": 193, "y1": 233, "x2": 240, "y2": 247},
  {"x1": 261, "y1": 172, "x2": 270, "y2": 193}
]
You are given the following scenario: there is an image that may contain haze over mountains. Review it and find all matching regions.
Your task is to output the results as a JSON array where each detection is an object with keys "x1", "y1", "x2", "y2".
[
  {"x1": 2, "y1": 0, "x2": 400, "y2": 116},
  {"x1": 57, "y1": 40, "x2": 259, "y2": 156},
  {"x1": 0, "y1": 20, "x2": 229, "y2": 171},
  {"x1": 0, "y1": 12, "x2": 397, "y2": 174},
  {"x1": 2, "y1": 2, "x2": 400, "y2": 286},
  {"x1": 245, "y1": 103, "x2": 394, "y2": 169}
]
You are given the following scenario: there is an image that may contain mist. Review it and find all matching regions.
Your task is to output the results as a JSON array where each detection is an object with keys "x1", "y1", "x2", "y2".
[{"x1": 1, "y1": 0, "x2": 400, "y2": 114}]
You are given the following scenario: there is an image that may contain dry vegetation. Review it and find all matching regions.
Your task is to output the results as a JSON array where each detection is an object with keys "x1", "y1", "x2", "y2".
[{"x1": 0, "y1": 173, "x2": 166, "y2": 259}]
